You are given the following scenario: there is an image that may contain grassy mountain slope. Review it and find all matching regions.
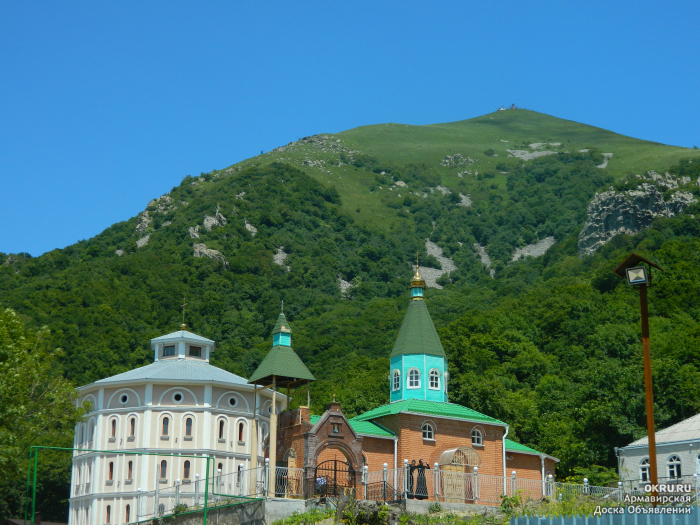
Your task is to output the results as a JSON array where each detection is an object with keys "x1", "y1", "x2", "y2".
[{"x1": 2, "y1": 110, "x2": 700, "y2": 520}]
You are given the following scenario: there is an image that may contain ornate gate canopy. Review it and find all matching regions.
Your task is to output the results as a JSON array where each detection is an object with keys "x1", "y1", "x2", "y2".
[{"x1": 438, "y1": 446, "x2": 482, "y2": 467}]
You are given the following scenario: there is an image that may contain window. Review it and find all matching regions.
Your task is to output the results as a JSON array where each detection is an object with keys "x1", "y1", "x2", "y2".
[
  {"x1": 125, "y1": 505, "x2": 130, "y2": 524},
  {"x1": 160, "y1": 460, "x2": 167, "y2": 479},
  {"x1": 119, "y1": 394, "x2": 128, "y2": 404},
  {"x1": 189, "y1": 346, "x2": 201, "y2": 357},
  {"x1": 429, "y1": 369, "x2": 440, "y2": 390},
  {"x1": 108, "y1": 462, "x2": 114, "y2": 481},
  {"x1": 106, "y1": 505, "x2": 111, "y2": 524},
  {"x1": 229, "y1": 397, "x2": 238, "y2": 407},
  {"x1": 163, "y1": 345, "x2": 175, "y2": 357},
  {"x1": 422, "y1": 423, "x2": 434, "y2": 440},
  {"x1": 111, "y1": 419, "x2": 116, "y2": 438},
  {"x1": 184, "y1": 460, "x2": 191, "y2": 479},
  {"x1": 185, "y1": 417, "x2": 193, "y2": 437},
  {"x1": 219, "y1": 420, "x2": 225, "y2": 439},
  {"x1": 640, "y1": 458, "x2": 650, "y2": 482},
  {"x1": 88, "y1": 422, "x2": 94, "y2": 442},
  {"x1": 218, "y1": 462, "x2": 223, "y2": 473},
  {"x1": 173, "y1": 392, "x2": 183, "y2": 403},
  {"x1": 127, "y1": 461, "x2": 133, "y2": 480},
  {"x1": 408, "y1": 368, "x2": 421, "y2": 389},
  {"x1": 471, "y1": 428, "x2": 483, "y2": 446},
  {"x1": 392, "y1": 370, "x2": 400, "y2": 391},
  {"x1": 238, "y1": 422, "x2": 245, "y2": 443},
  {"x1": 162, "y1": 417, "x2": 169, "y2": 436},
  {"x1": 130, "y1": 417, "x2": 135, "y2": 437},
  {"x1": 668, "y1": 455, "x2": 682, "y2": 479}
]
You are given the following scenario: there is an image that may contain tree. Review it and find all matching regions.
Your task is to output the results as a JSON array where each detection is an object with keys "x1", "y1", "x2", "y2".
[{"x1": 0, "y1": 308, "x2": 86, "y2": 521}]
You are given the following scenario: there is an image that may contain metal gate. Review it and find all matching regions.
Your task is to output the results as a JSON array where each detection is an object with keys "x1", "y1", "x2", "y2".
[{"x1": 311, "y1": 460, "x2": 356, "y2": 497}]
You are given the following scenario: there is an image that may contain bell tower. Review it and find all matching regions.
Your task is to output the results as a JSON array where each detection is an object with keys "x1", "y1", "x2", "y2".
[{"x1": 389, "y1": 262, "x2": 448, "y2": 402}]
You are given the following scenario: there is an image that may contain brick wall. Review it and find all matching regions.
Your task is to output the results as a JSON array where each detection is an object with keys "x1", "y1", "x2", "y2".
[
  {"x1": 374, "y1": 414, "x2": 505, "y2": 476},
  {"x1": 361, "y1": 436, "x2": 394, "y2": 472},
  {"x1": 276, "y1": 407, "x2": 312, "y2": 468},
  {"x1": 506, "y1": 452, "x2": 543, "y2": 480}
]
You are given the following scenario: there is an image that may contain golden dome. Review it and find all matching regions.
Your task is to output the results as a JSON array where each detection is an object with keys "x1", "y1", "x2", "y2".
[{"x1": 411, "y1": 266, "x2": 426, "y2": 288}]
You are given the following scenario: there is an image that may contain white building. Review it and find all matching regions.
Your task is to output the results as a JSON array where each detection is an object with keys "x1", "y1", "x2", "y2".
[
  {"x1": 68, "y1": 326, "x2": 284, "y2": 525},
  {"x1": 618, "y1": 412, "x2": 700, "y2": 490}
]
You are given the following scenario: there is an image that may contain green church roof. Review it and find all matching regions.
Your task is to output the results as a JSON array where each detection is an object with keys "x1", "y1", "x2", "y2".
[
  {"x1": 248, "y1": 344, "x2": 315, "y2": 384},
  {"x1": 272, "y1": 313, "x2": 292, "y2": 335},
  {"x1": 353, "y1": 399, "x2": 505, "y2": 426},
  {"x1": 504, "y1": 439, "x2": 542, "y2": 455},
  {"x1": 309, "y1": 415, "x2": 396, "y2": 438},
  {"x1": 390, "y1": 299, "x2": 446, "y2": 358}
]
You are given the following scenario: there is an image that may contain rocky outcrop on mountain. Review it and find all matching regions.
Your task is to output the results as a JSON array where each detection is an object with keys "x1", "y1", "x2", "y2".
[
  {"x1": 135, "y1": 211, "x2": 152, "y2": 235},
  {"x1": 193, "y1": 243, "x2": 228, "y2": 267},
  {"x1": 472, "y1": 243, "x2": 495, "y2": 278},
  {"x1": 512, "y1": 237, "x2": 556, "y2": 261},
  {"x1": 136, "y1": 235, "x2": 150, "y2": 248},
  {"x1": 273, "y1": 247, "x2": 290, "y2": 271},
  {"x1": 441, "y1": 154, "x2": 477, "y2": 167},
  {"x1": 578, "y1": 184, "x2": 697, "y2": 256},
  {"x1": 414, "y1": 240, "x2": 457, "y2": 289},
  {"x1": 148, "y1": 194, "x2": 174, "y2": 212},
  {"x1": 244, "y1": 219, "x2": 258, "y2": 237},
  {"x1": 203, "y1": 204, "x2": 227, "y2": 231}
]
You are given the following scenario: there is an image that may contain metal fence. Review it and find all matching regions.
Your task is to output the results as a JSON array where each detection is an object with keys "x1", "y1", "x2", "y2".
[{"x1": 132, "y1": 463, "x2": 700, "y2": 514}]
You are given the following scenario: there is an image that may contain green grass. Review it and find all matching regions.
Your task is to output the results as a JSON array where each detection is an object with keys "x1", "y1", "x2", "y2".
[{"x1": 223, "y1": 109, "x2": 700, "y2": 230}]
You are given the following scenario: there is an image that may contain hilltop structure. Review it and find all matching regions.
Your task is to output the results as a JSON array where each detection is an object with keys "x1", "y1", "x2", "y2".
[{"x1": 68, "y1": 326, "x2": 282, "y2": 525}]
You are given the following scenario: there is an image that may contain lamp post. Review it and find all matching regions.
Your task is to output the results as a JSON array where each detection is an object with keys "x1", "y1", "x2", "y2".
[{"x1": 613, "y1": 253, "x2": 663, "y2": 506}]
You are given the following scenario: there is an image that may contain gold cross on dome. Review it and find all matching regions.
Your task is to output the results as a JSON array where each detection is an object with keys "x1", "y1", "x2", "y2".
[
  {"x1": 181, "y1": 297, "x2": 188, "y2": 325},
  {"x1": 416, "y1": 251, "x2": 420, "y2": 269}
]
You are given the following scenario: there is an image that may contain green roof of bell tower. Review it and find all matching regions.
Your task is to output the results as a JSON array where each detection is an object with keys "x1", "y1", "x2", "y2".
[
  {"x1": 272, "y1": 313, "x2": 292, "y2": 335},
  {"x1": 390, "y1": 292, "x2": 446, "y2": 358}
]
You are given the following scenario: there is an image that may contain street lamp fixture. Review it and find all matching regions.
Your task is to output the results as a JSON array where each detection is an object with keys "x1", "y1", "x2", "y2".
[{"x1": 613, "y1": 253, "x2": 663, "y2": 506}]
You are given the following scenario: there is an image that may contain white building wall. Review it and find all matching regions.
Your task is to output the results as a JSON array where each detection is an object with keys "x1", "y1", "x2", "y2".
[{"x1": 619, "y1": 440, "x2": 700, "y2": 488}]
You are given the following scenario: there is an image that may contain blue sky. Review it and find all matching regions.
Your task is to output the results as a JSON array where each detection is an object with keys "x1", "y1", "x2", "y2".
[{"x1": 2, "y1": 1, "x2": 699, "y2": 256}]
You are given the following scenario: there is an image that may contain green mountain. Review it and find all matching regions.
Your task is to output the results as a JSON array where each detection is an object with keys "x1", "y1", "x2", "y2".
[{"x1": 2, "y1": 110, "x2": 700, "y2": 518}]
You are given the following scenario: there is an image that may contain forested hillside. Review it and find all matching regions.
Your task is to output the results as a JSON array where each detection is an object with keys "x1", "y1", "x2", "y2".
[{"x1": 2, "y1": 110, "x2": 700, "y2": 520}]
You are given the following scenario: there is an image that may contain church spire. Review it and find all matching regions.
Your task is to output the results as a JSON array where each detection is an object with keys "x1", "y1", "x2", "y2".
[{"x1": 410, "y1": 252, "x2": 426, "y2": 300}]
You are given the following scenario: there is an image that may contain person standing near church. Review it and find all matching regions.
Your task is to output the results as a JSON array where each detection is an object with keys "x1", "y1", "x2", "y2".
[{"x1": 415, "y1": 459, "x2": 430, "y2": 500}]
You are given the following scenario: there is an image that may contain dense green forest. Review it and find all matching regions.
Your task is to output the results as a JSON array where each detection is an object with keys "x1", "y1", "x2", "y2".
[{"x1": 2, "y1": 115, "x2": 700, "y2": 521}]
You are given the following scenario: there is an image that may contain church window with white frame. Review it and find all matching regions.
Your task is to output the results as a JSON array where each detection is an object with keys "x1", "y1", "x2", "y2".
[
  {"x1": 422, "y1": 423, "x2": 434, "y2": 440},
  {"x1": 408, "y1": 368, "x2": 421, "y2": 389},
  {"x1": 218, "y1": 420, "x2": 225, "y2": 440},
  {"x1": 471, "y1": 428, "x2": 483, "y2": 446},
  {"x1": 162, "y1": 417, "x2": 169, "y2": 436},
  {"x1": 185, "y1": 417, "x2": 193, "y2": 437},
  {"x1": 160, "y1": 460, "x2": 167, "y2": 479},
  {"x1": 640, "y1": 458, "x2": 650, "y2": 482},
  {"x1": 429, "y1": 369, "x2": 440, "y2": 390},
  {"x1": 392, "y1": 369, "x2": 400, "y2": 391},
  {"x1": 238, "y1": 421, "x2": 245, "y2": 443},
  {"x1": 129, "y1": 417, "x2": 136, "y2": 437},
  {"x1": 668, "y1": 455, "x2": 682, "y2": 478}
]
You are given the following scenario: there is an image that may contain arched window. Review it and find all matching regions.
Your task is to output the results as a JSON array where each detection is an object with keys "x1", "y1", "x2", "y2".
[
  {"x1": 111, "y1": 419, "x2": 116, "y2": 438},
  {"x1": 219, "y1": 420, "x2": 225, "y2": 440},
  {"x1": 640, "y1": 458, "x2": 650, "y2": 482},
  {"x1": 392, "y1": 370, "x2": 400, "y2": 391},
  {"x1": 668, "y1": 455, "x2": 682, "y2": 479},
  {"x1": 186, "y1": 417, "x2": 193, "y2": 437},
  {"x1": 125, "y1": 505, "x2": 131, "y2": 524},
  {"x1": 184, "y1": 460, "x2": 191, "y2": 479},
  {"x1": 129, "y1": 417, "x2": 136, "y2": 437},
  {"x1": 108, "y1": 461, "x2": 114, "y2": 481},
  {"x1": 162, "y1": 417, "x2": 169, "y2": 436},
  {"x1": 88, "y1": 422, "x2": 94, "y2": 442},
  {"x1": 160, "y1": 460, "x2": 167, "y2": 479},
  {"x1": 78, "y1": 424, "x2": 84, "y2": 444},
  {"x1": 106, "y1": 505, "x2": 111, "y2": 524},
  {"x1": 429, "y1": 369, "x2": 440, "y2": 390},
  {"x1": 127, "y1": 460, "x2": 133, "y2": 480},
  {"x1": 238, "y1": 422, "x2": 245, "y2": 443},
  {"x1": 422, "y1": 423, "x2": 434, "y2": 440},
  {"x1": 218, "y1": 462, "x2": 223, "y2": 476},
  {"x1": 471, "y1": 428, "x2": 483, "y2": 446},
  {"x1": 407, "y1": 368, "x2": 421, "y2": 389}
]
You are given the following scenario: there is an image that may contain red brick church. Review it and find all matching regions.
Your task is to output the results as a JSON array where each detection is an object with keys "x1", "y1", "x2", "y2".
[{"x1": 249, "y1": 265, "x2": 558, "y2": 500}]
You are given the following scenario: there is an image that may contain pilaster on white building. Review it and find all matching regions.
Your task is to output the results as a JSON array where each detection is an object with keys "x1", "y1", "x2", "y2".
[{"x1": 68, "y1": 325, "x2": 284, "y2": 525}]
